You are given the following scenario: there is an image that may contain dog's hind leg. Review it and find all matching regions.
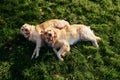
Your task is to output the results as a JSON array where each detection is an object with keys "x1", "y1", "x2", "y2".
[
  {"x1": 96, "y1": 36, "x2": 101, "y2": 42},
  {"x1": 53, "y1": 48, "x2": 64, "y2": 61},
  {"x1": 61, "y1": 43, "x2": 70, "y2": 57},
  {"x1": 91, "y1": 39, "x2": 99, "y2": 48}
]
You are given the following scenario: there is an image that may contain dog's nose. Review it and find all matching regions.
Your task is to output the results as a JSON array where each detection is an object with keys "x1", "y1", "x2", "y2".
[
  {"x1": 48, "y1": 33, "x2": 52, "y2": 37},
  {"x1": 25, "y1": 29, "x2": 28, "y2": 32}
]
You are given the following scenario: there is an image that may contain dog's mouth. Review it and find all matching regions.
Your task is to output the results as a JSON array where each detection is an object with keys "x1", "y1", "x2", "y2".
[
  {"x1": 48, "y1": 37, "x2": 53, "y2": 42},
  {"x1": 25, "y1": 32, "x2": 30, "y2": 38}
]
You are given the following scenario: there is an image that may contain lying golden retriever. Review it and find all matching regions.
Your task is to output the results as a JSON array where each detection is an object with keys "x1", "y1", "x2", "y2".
[
  {"x1": 42, "y1": 24, "x2": 101, "y2": 61},
  {"x1": 20, "y1": 19, "x2": 70, "y2": 59}
]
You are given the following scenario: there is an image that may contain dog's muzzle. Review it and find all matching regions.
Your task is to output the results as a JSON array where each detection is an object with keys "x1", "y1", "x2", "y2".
[
  {"x1": 48, "y1": 33, "x2": 52, "y2": 37},
  {"x1": 48, "y1": 37, "x2": 53, "y2": 42},
  {"x1": 24, "y1": 32, "x2": 30, "y2": 39}
]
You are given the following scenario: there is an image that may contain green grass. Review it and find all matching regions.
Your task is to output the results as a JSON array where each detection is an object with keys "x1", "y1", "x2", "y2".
[{"x1": 0, "y1": 0, "x2": 120, "y2": 80}]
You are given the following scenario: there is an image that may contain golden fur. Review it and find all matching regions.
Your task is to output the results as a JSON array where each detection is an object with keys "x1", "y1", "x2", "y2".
[
  {"x1": 42, "y1": 24, "x2": 101, "y2": 61},
  {"x1": 20, "y1": 19, "x2": 70, "y2": 59}
]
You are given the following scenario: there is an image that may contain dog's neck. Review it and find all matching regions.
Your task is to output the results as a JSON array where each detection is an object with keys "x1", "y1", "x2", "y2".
[{"x1": 28, "y1": 26, "x2": 36, "y2": 41}]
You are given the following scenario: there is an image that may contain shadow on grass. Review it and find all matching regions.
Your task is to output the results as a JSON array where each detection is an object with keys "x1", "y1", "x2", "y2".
[{"x1": 0, "y1": 33, "x2": 49, "y2": 79}]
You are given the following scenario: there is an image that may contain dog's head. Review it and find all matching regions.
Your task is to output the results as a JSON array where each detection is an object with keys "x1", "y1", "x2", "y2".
[
  {"x1": 42, "y1": 28, "x2": 57, "y2": 44},
  {"x1": 20, "y1": 23, "x2": 33, "y2": 39}
]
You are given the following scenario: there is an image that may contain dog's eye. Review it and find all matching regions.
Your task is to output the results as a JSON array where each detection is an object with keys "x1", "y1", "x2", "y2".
[{"x1": 44, "y1": 32, "x2": 47, "y2": 35}]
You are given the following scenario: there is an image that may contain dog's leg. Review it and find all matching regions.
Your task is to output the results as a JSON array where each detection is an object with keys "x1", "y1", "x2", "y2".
[
  {"x1": 35, "y1": 39, "x2": 42, "y2": 58},
  {"x1": 31, "y1": 47, "x2": 37, "y2": 59},
  {"x1": 31, "y1": 38, "x2": 41, "y2": 59},
  {"x1": 53, "y1": 48, "x2": 58, "y2": 54},
  {"x1": 91, "y1": 39, "x2": 99, "y2": 48},
  {"x1": 84, "y1": 37, "x2": 99, "y2": 48},
  {"x1": 61, "y1": 44, "x2": 70, "y2": 57},
  {"x1": 57, "y1": 44, "x2": 70, "y2": 60},
  {"x1": 96, "y1": 36, "x2": 101, "y2": 42},
  {"x1": 61, "y1": 52, "x2": 66, "y2": 58},
  {"x1": 53, "y1": 48, "x2": 64, "y2": 61},
  {"x1": 31, "y1": 45, "x2": 40, "y2": 59},
  {"x1": 54, "y1": 20, "x2": 70, "y2": 29},
  {"x1": 81, "y1": 27, "x2": 100, "y2": 48},
  {"x1": 89, "y1": 36, "x2": 100, "y2": 48},
  {"x1": 57, "y1": 47, "x2": 66, "y2": 61}
]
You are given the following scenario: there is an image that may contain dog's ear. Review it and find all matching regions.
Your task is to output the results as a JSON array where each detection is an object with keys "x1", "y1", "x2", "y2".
[
  {"x1": 28, "y1": 28, "x2": 31, "y2": 34},
  {"x1": 41, "y1": 30, "x2": 46, "y2": 39},
  {"x1": 53, "y1": 30, "x2": 57, "y2": 38},
  {"x1": 41, "y1": 30, "x2": 47, "y2": 35},
  {"x1": 29, "y1": 25, "x2": 34, "y2": 33},
  {"x1": 41, "y1": 30, "x2": 44, "y2": 36}
]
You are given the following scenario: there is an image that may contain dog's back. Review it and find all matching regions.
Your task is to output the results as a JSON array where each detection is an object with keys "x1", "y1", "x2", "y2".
[{"x1": 35, "y1": 19, "x2": 70, "y2": 34}]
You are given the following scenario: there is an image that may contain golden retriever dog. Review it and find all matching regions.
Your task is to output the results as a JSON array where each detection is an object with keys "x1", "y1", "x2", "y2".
[
  {"x1": 42, "y1": 24, "x2": 101, "y2": 61},
  {"x1": 20, "y1": 19, "x2": 70, "y2": 59}
]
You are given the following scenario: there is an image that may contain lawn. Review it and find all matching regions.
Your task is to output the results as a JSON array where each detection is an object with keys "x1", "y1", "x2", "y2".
[{"x1": 0, "y1": 0, "x2": 120, "y2": 80}]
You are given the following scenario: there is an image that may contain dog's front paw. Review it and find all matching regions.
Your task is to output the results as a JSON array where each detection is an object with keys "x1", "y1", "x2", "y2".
[
  {"x1": 59, "y1": 57, "x2": 64, "y2": 61},
  {"x1": 31, "y1": 54, "x2": 35, "y2": 59},
  {"x1": 35, "y1": 54, "x2": 39, "y2": 59},
  {"x1": 57, "y1": 53, "x2": 64, "y2": 61}
]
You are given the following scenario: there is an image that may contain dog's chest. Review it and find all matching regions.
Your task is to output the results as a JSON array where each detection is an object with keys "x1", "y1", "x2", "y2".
[
  {"x1": 68, "y1": 35, "x2": 80, "y2": 45},
  {"x1": 29, "y1": 32, "x2": 40, "y2": 43}
]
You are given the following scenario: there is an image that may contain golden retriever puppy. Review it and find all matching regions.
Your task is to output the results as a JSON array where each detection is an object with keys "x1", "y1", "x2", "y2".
[
  {"x1": 42, "y1": 24, "x2": 101, "y2": 61},
  {"x1": 20, "y1": 19, "x2": 70, "y2": 59}
]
